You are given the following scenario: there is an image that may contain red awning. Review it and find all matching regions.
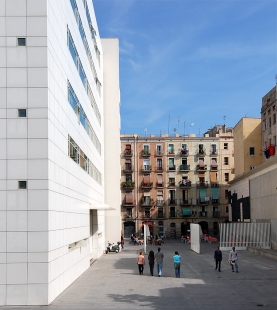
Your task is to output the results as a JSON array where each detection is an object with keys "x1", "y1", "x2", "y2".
[
  {"x1": 211, "y1": 159, "x2": 217, "y2": 167},
  {"x1": 126, "y1": 192, "x2": 133, "y2": 203},
  {"x1": 142, "y1": 221, "x2": 154, "y2": 228}
]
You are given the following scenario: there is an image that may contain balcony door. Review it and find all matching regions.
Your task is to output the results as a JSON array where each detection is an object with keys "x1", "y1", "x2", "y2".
[
  {"x1": 169, "y1": 158, "x2": 174, "y2": 169},
  {"x1": 157, "y1": 158, "x2": 162, "y2": 169},
  {"x1": 169, "y1": 190, "x2": 175, "y2": 204},
  {"x1": 143, "y1": 158, "x2": 150, "y2": 170}
]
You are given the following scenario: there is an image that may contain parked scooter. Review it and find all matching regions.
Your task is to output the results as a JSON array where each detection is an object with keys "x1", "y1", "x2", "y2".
[{"x1": 106, "y1": 241, "x2": 120, "y2": 254}]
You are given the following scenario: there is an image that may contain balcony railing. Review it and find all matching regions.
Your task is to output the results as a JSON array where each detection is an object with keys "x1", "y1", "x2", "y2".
[
  {"x1": 180, "y1": 199, "x2": 191, "y2": 206},
  {"x1": 167, "y1": 182, "x2": 176, "y2": 188},
  {"x1": 156, "y1": 182, "x2": 164, "y2": 188},
  {"x1": 155, "y1": 151, "x2": 163, "y2": 156},
  {"x1": 168, "y1": 199, "x2": 176, "y2": 205},
  {"x1": 197, "y1": 181, "x2": 208, "y2": 187},
  {"x1": 122, "y1": 165, "x2": 133, "y2": 173},
  {"x1": 169, "y1": 211, "x2": 177, "y2": 218},
  {"x1": 141, "y1": 150, "x2": 151, "y2": 156},
  {"x1": 212, "y1": 199, "x2": 219, "y2": 204},
  {"x1": 210, "y1": 151, "x2": 218, "y2": 156},
  {"x1": 141, "y1": 165, "x2": 152, "y2": 172},
  {"x1": 155, "y1": 166, "x2": 163, "y2": 172},
  {"x1": 141, "y1": 201, "x2": 153, "y2": 207},
  {"x1": 210, "y1": 165, "x2": 218, "y2": 171},
  {"x1": 168, "y1": 165, "x2": 176, "y2": 171},
  {"x1": 196, "y1": 150, "x2": 206, "y2": 156},
  {"x1": 121, "y1": 181, "x2": 135, "y2": 189},
  {"x1": 211, "y1": 182, "x2": 219, "y2": 187},
  {"x1": 199, "y1": 211, "x2": 207, "y2": 217},
  {"x1": 156, "y1": 200, "x2": 165, "y2": 206},
  {"x1": 167, "y1": 151, "x2": 175, "y2": 156},
  {"x1": 179, "y1": 150, "x2": 189, "y2": 156},
  {"x1": 123, "y1": 214, "x2": 134, "y2": 220},
  {"x1": 196, "y1": 165, "x2": 207, "y2": 171},
  {"x1": 179, "y1": 164, "x2": 190, "y2": 171},
  {"x1": 179, "y1": 181, "x2": 191, "y2": 188},
  {"x1": 123, "y1": 149, "x2": 133, "y2": 156},
  {"x1": 213, "y1": 211, "x2": 220, "y2": 218},
  {"x1": 141, "y1": 182, "x2": 153, "y2": 189}
]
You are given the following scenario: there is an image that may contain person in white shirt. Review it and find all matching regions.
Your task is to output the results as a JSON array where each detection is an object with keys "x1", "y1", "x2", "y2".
[{"x1": 229, "y1": 247, "x2": 238, "y2": 273}]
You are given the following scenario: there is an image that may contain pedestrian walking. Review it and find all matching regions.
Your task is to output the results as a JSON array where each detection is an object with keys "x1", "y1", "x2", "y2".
[
  {"x1": 155, "y1": 247, "x2": 164, "y2": 277},
  {"x1": 148, "y1": 250, "x2": 155, "y2": 276},
  {"x1": 214, "y1": 246, "x2": 222, "y2": 272},
  {"x1": 121, "y1": 235, "x2": 124, "y2": 249},
  {"x1": 229, "y1": 246, "x2": 238, "y2": 273},
  {"x1": 137, "y1": 251, "x2": 145, "y2": 275},
  {"x1": 173, "y1": 251, "x2": 181, "y2": 278}
]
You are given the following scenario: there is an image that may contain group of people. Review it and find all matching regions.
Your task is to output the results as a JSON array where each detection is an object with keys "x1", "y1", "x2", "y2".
[
  {"x1": 130, "y1": 234, "x2": 144, "y2": 245},
  {"x1": 136, "y1": 247, "x2": 181, "y2": 278},
  {"x1": 136, "y1": 246, "x2": 239, "y2": 277}
]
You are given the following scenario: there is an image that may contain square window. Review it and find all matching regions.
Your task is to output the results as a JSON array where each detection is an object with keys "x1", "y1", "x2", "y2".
[
  {"x1": 18, "y1": 109, "x2": 27, "y2": 117},
  {"x1": 224, "y1": 143, "x2": 228, "y2": 150},
  {"x1": 18, "y1": 181, "x2": 27, "y2": 189},
  {"x1": 17, "y1": 38, "x2": 26, "y2": 46},
  {"x1": 249, "y1": 147, "x2": 255, "y2": 156}
]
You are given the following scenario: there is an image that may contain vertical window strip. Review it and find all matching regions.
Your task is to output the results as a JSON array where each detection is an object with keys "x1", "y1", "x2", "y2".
[
  {"x1": 67, "y1": 28, "x2": 101, "y2": 125},
  {"x1": 68, "y1": 135, "x2": 102, "y2": 185},
  {"x1": 67, "y1": 81, "x2": 101, "y2": 155}
]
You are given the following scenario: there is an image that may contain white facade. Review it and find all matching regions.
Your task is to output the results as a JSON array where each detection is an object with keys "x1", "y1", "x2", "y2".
[{"x1": 0, "y1": 0, "x2": 120, "y2": 305}]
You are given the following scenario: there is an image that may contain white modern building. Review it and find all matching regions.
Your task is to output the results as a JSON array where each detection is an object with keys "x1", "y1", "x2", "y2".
[{"x1": 0, "y1": 0, "x2": 121, "y2": 305}]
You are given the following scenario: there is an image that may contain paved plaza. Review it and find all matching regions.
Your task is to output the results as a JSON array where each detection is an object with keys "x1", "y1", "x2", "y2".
[{"x1": 2, "y1": 239, "x2": 277, "y2": 310}]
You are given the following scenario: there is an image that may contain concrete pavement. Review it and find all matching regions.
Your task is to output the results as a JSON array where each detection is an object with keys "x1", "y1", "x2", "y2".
[{"x1": 2, "y1": 239, "x2": 277, "y2": 310}]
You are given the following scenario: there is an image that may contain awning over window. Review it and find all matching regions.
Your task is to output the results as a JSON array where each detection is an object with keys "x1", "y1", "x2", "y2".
[
  {"x1": 210, "y1": 171, "x2": 217, "y2": 183},
  {"x1": 126, "y1": 192, "x2": 133, "y2": 203},
  {"x1": 181, "y1": 207, "x2": 192, "y2": 216},
  {"x1": 199, "y1": 159, "x2": 204, "y2": 167},
  {"x1": 199, "y1": 188, "x2": 206, "y2": 203},
  {"x1": 157, "y1": 174, "x2": 163, "y2": 184},
  {"x1": 198, "y1": 172, "x2": 205, "y2": 177},
  {"x1": 89, "y1": 203, "x2": 115, "y2": 210},
  {"x1": 144, "y1": 192, "x2": 151, "y2": 197},
  {"x1": 144, "y1": 175, "x2": 150, "y2": 184},
  {"x1": 211, "y1": 159, "x2": 217, "y2": 167},
  {"x1": 125, "y1": 145, "x2": 131, "y2": 150},
  {"x1": 212, "y1": 188, "x2": 219, "y2": 199}
]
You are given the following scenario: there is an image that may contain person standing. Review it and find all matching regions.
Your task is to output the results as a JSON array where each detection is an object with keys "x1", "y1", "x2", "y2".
[
  {"x1": 137, "y1": 251, "x2": 145, "y2": 275},
  {"x1": 148, "y1": 250, "x2": 155, "y2": 276},
  {"x1": 173, "y1": 251, "x2": 181, "y2": 278},
  {"x1": 155, "y1": 247, "x2": 164, "y2": 277},
  {"x1": 229, "y1": 247, "x2": 238, "y2": 273},
  {"x1": 121, "y1": 235, "x2": 124, "y2": 249},
  {"x1": 214, "y1": 246, "x2": 222, "y2": 272}
]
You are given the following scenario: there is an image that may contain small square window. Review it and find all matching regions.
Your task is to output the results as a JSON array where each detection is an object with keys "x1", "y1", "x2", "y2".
[
  {"x1": 18, "y1": 109, "x2": 27, "y2": 117},
  {"x1": 17, "y1": 38, "x2": 26, "y2": 46},
  {"x1": 18, "y1": 181, "x2": 27, "y2": 189},
  {"x1": 249, "y1": 147, "x2": 255, "y2": 156}
]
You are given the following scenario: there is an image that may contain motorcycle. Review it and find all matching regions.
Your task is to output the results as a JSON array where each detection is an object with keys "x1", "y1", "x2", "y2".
[{"x1": 105, "y1": 241, "x2": 120, "y2": 254}]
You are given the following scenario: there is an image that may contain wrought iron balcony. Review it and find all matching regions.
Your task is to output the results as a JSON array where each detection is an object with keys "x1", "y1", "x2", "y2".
[
  {"x1": 141, "y1": 165, "x2": 152, "y2": 172},
  {"x1": 168, "y1": 199, "x2": 176, "y2": 205},
  {"x1": 141, "y1": 149, "x2": 151, "y2": 156},
  {"x1": 179, "y1": 181, "x2": 191, "y2": 188},
  {"x1": 121, "y1": 181, "x2": 135, "y2": 190},
  {"x1": 210, "y1": 165, "x2": 218, "y2": 171},
  {"x1": 195, "y1": 150, "x2": 206, "y2": 156},
  {"x1": 199, "y1": 211, "x2": 207, "y2": 217},
  {"x1": 178, "y1": 150, "x2": 189, "y2": 156},
  {"x1": 168, "y1": 165, "x2": 176, "y2": 171},
  {"x1": 211, "y1": 182, "x2": 219, "y2": 187},
  {"x1": 167, "y1": 182, "x2": 176, "y2": 188},
  {"x1": 122, "y1": 165, "x2": 133, "y2": 173},
  {"x1": 155, "y1": 151, "x2": 163, "y2": 156},
  {"x1": 123, "y1": 149, "x2": 133, "y2": 157},
  {"x1": 141, "y1": 182, "x2": 153, "y2": 189},
  {"x1": 179, "y1": 164, "x2": 190, "y2": 171},
  {"x1": 180, "y1": 199, "x2": 191, "y2": 206},
  {"x1": 210, "y1": 151, "x2": 218, "y2": 156},
  {"x1": 196, "y1": 164, "x2": 207, "y2": 171},
  {"x1": 156, "y1": 182, "x2": 164, "y2": 188},
  {"x1": 156, "y1": 200, "x2": 165, "y2": 206},
  {"x1": 167, "y1": 151, "x2": 175, "y2": 156},
  {"x1": 155, "y1": 166, "x2": 164, "y2": 172},
  {"x1": 197, "y1": 181, "x2": 208, "y2": 187}
]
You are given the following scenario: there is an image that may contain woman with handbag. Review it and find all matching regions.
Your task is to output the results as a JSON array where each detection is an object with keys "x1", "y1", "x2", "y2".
[{"x1": 173, "y1": 251, "x2": 181, "y2": 278}]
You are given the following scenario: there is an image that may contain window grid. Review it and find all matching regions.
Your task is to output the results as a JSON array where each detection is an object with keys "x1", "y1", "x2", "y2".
[
  {"x1": 67, "y1": 28, "x2": 101, "y2": 125},
  {"x1": 68, "y1": 81, "x2": 101, "y2": 154}
]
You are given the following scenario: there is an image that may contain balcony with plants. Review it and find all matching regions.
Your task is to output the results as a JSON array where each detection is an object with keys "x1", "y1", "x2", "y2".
[
  {"x1": 123, "y1": 149, "x2": 133, "y2": 157},
  {"x1": 141, "y1": 148, "x2": 151, "y2": 156},
  {"x1": 155, "y1": 150, "x2": 163, "y2": 156},
  {"x1": 167, "y1": 150, "x2": 175, "y2": 155},
  {"x1": 141, "y1": 182, "x2": 153, "y2": 189},
  {"x1": 140, "y1": 197, "x2": 154, "y2": 207},
  {"x1": 121, "y1": 181, "x2": 135, "y2": 190},
  {"x1": 178, "y1": 148, "x2": 189, "y2": 156}
]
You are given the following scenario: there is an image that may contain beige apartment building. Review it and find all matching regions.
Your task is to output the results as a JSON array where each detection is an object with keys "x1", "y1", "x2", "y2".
[{"x1": 120, "y1": 126, "x2": 234, "y2": 238}]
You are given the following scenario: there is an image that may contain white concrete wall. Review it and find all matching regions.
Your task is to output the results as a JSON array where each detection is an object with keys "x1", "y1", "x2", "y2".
[
  {"x1": 0, "y1": 0, "x2": 108, "y2": 305},
  {"x1": 102, "y1": 38, "x2": 121, "y2": 244}
]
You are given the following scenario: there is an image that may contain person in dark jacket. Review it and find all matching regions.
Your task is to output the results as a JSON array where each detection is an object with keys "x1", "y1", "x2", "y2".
[
  {"x1": 148, "y1": 250, "x2": 155, "y2": 276},
  {"x1": 214, "y1": 246, "x2": 222, "y2": 272}
]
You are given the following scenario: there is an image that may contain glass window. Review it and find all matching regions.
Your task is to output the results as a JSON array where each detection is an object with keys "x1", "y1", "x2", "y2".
[
  {"x1": 249, "y1": 147, "x2": 255, "y2": 156},
  {"x1": 18, "y1": 109, "x2": 26, "y2": 117},
  {"x1": 224, "y1": 173, "x2": 229, "y2": 182},
  {"x1": 18, "y1": 181, "x2": 27, "y2": 189},
  {"x1": 224, "y1": 157, "x2": 229, "y2": 165},
  {"x1": 224, "y1": 143, "x2": 228, "y2": 150},
  {"x1": 17, "y1": 38, "x2": 26, "y2": 46}
]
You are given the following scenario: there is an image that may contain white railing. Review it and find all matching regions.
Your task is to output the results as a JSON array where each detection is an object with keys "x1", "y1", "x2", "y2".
[{"x1": 219, "y1": 223, "x2": 271, "y2": 250}]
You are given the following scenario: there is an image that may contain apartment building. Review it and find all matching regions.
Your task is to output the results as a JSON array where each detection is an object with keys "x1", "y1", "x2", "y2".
[
  {"x1": 0, "y1": 0, "x2": 120, "y2": 305},
  {"x1": 261, "y1": 85, "x2": 277, "y2": 163},
  {"x1": 121, "y1": 128, "x2": 234, "y2": 239}
]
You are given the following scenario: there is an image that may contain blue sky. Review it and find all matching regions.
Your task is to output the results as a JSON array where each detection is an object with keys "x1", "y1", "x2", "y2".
[{"x1": 93, "y1": 0, "x2": 277, "y2": 136}]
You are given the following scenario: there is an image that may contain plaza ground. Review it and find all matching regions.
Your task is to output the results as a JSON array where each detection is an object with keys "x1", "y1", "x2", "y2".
[{"x1": 2, "y1": 239, "x2": 277, "y2": 310}]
